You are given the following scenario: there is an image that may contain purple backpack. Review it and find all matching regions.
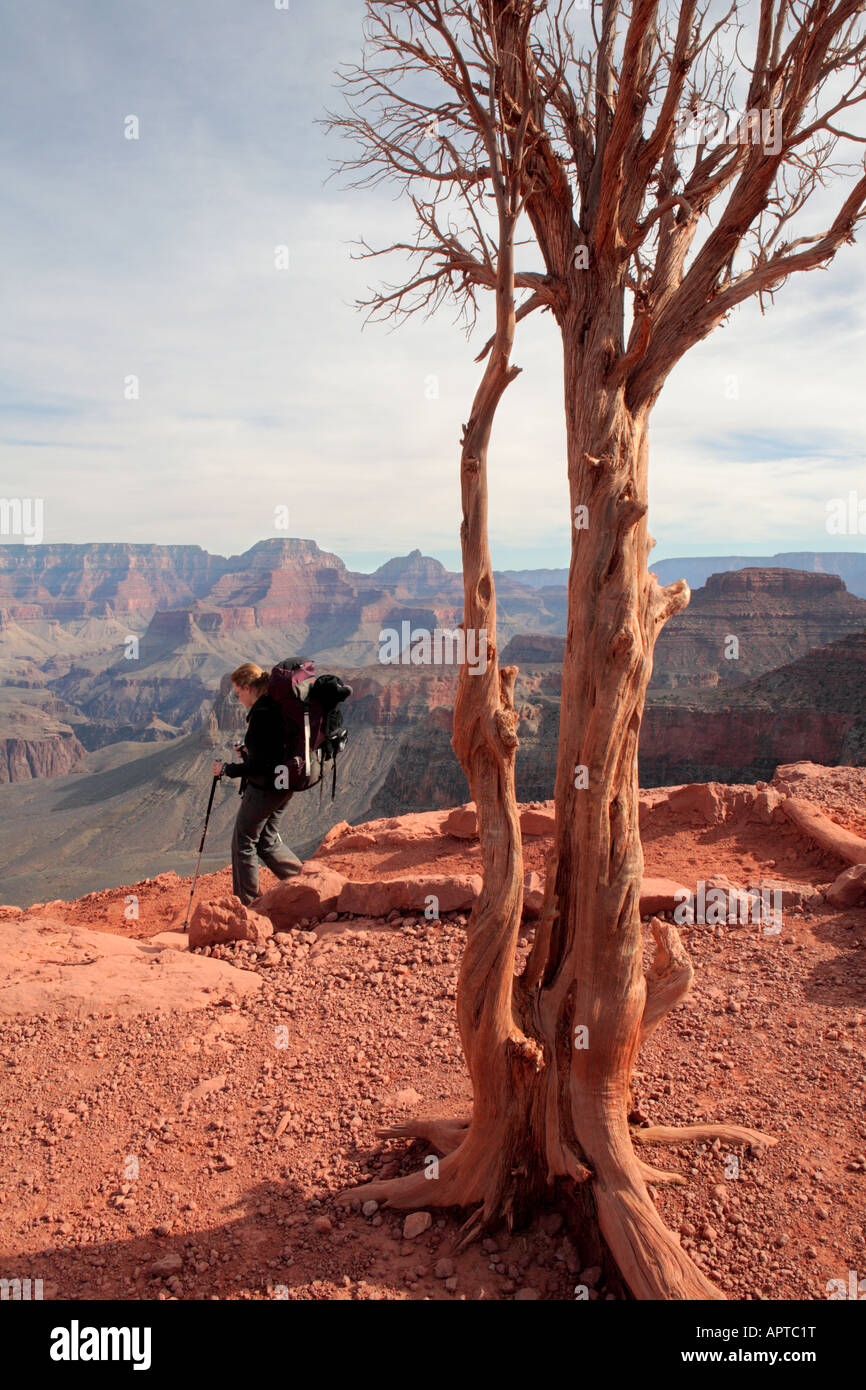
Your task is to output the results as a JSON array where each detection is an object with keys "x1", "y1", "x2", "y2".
[{"x1": 266, "y1": 659, "x2": 351, "y2": 798}]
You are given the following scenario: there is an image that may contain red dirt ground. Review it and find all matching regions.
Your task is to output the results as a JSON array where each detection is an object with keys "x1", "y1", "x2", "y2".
[{"x1": 1, "y1": 770, "x2": 865, "y2": 1301}]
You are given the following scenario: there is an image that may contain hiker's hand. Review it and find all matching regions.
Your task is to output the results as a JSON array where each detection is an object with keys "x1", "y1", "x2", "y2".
[{"x1": 212, "y1": 761, "x2": 224, "y2": 778}]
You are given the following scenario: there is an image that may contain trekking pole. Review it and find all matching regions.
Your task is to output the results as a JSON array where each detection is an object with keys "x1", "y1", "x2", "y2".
[{"x1": 182, "y1": 772, "x2": 220, "y2": 930}]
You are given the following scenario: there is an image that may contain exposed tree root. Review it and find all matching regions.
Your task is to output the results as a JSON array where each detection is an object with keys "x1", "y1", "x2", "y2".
[
  {"x1": 338, "y1": 1114, "x2": 548, "y2": 1243},
  {"x1": 635, "y1": 1158, "x2": 687, "y2": 1186},
  {"x1": 375, "y1": 1116, "x2": 470, "y2": 1155},
  {"x1": 633, "y1": 1123, "x2": 778, "y2": 1155},
  {"x1": 640, "y1": 918, "x2": 693, "y2": 1045},
  {"x1": 593, "y1": 1166, "x2": 722, "y2": 1299}
]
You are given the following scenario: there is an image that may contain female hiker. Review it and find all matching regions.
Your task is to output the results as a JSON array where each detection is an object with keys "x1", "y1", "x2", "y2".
[{"x1": 212, "y1": 662, "x2": 303, "y2": 905}]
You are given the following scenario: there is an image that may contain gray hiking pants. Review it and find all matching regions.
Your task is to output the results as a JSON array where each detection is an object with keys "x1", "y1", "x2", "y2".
[{"x1": 231, "y1": 784, "x2": 303, "y2": 906}]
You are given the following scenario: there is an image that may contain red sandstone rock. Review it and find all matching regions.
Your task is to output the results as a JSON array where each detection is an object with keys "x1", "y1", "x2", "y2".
[
  {"x1": 441, "y1": 804, "x2": 478, "y2": 839},
  {"x1": 0, "y1": 917, "x2": 260, "y2": 1016},
  {"x1": 338, "y1": 873, "x2": 482, "y2": 917},
  {"x1": 666, "y1": 782, "x2": 725, "y2": 824},
  {"x1": 254, "y1": 868, "x2": 347, "y2": 930},
  {"x1": 750, "y1": 787, "x2": 784, "y2": 823},
  {"x1": 825, "y1": 863, "x2": 866, "y2": 908},
  {"x1": 188, "y1": 895, "x2": 273, "y2": 949},
  {"x1": 314, "y1": 822, "x2": 351, "y2": 854},
  {"x1": 332, "y1": 833, "x2": 378, "y2": 851},
  {"x1": 639, "y1": 877, "x2": 692, "y2": 915},
  {"x1": 436, "y1": 801, "x2": 555, "y2": 840},
  {"x1": 520, "y1": 804, "x2": 556, "y2": 836}
]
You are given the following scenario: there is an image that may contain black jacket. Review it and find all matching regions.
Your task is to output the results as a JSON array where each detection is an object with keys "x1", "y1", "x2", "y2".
[{"x1": 223, "y1": 694, "x2": 285, "y2": 792}]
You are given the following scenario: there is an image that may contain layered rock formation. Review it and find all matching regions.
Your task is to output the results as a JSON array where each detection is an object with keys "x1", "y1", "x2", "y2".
[
  {"x1": 0, "y1": 542, "x2": 225, "y2": 620},
  {"x1": 371, "y1": 621, "x2": 866, "y2": 804},
  {"x1": 0, "y1": 538, "x2": 567, "y2": 652},
  {"x1": 0, "y1": 730, "x2": 85, "y2": 782},
  {"x1": 651, "y1": 567, "x2": 866, "y2": 689},
  {"x1": 0, "y1": 690, "x2": 86, "y2": 783},
  {"x1": 650, "y1": 550, "x2": 866, "y2": 600}
]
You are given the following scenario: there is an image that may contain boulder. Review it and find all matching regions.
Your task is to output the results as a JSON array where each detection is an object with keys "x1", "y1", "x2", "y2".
[
  {"x1": 639, "y1": 877, "x2": 692, "y2": 916},
  {"x1": 666, "y1": 782, "x2": 725, "y2": 825},
  {"x1": 254, "y1": 867, "x2": 347, "y2": 930},
  {"x1": 330, "y1": 832, "x2": 377, "y2": 851},
  {"x1": 719, "y1": 786, "x2": 758, "y2": 819},
  {"x1": 338, "y1": 873, "x2": 482, "y2": 918},
  {"x1": 826, "y1": 863, "x2": 866, "y2": 909},
  {"x1": 442, "y1": 802, "x2": 556, "y2": 840},
  {"x1": 749, "y1": 787, "x2": 784, "y2": 824},
  {"x1": 313, "y1": 821, "x2": 351, "y2": 854},
  {"x1": 702, "y1": 874, "x2": 762, "y2": 926},
  {"x1": 442, "y1": 804, "x2": 478, "y2": 839},
  {"x1": 758, "y1": 880, "x2": 821, "y2": 910},
  {"x1": 188, "y1": 895, "x2": 273, "y2": 950},
  {"x1": 0, "y1": 917, "x2": 261, "y2": 1017},
  {"x1": 520, "y1": 804, "x2": 556, "y2": 836}
]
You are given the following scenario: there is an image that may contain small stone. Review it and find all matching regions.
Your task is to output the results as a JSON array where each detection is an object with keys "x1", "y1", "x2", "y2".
[
  {"x1": 313, "y1": 1216, "x2": 332, "y2": 1235},
  {"x1": 402, "y1": 1211, "x2": 432, "y2": 1240},
  {"x1": 362, "y1": 1200, "x2": 379, "y2": 1217},
  {"x1": 514, "y1": 1286, "x2": 540, "y2": 1300},
  {"x1": 434, "y1": 1257, "x2": 455, "y2": 1279},
  {"x1": 579, "y1": 1265, "x2": 602, "y2": 1288},
  {"x1": 149, "y1": 1252, "x2": 182, "y2": 1277}
]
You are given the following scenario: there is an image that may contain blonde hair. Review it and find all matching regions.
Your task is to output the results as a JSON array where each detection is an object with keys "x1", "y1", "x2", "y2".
[{"x1": 230, "y1": 662, "x2": 270, "y2": 694}]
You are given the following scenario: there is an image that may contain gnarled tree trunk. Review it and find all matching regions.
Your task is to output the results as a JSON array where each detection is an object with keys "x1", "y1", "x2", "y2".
[
  {"x1": 345, "y1": 310, "x2": 775, "y2": 1295},
  {"x1": 520, "y1": 320, "x2": 721, "y2": 1297}
]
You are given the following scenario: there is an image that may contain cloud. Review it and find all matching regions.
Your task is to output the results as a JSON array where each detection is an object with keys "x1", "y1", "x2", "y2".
[{"x1": 0, "y1": 0, "x2": 864, "y2": 571}]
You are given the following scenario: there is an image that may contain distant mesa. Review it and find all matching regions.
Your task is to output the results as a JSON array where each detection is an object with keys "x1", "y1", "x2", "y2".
[
  {"x1": 700, "y1": 567, "x2": 847, "y2": 596},
  {"x1": 372, "y1": 549, "x2": 450, "y2": 589},
  {"x1": 650, "y1": 550, "x2": 866, "y2": 600}
]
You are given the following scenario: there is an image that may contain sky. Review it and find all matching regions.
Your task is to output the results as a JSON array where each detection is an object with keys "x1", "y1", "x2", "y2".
[{"x1": 1, "y1": 0, "x2": 865, "y2": 573}]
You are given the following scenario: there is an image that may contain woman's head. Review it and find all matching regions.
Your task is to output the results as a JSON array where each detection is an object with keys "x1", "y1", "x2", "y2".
[{"x1": 230, "y1": 662, "x2": 270, "y2": 709}]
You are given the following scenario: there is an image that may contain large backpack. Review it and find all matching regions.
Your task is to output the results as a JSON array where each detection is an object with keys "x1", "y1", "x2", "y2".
[{"x1": 267, "y1": 658, "x2": 352, "y2": 800}]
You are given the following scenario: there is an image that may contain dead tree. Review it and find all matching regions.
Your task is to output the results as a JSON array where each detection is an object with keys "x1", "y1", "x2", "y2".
[{"x1": 329, "y1": 0, "x2": 866, "y2": 1299}]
